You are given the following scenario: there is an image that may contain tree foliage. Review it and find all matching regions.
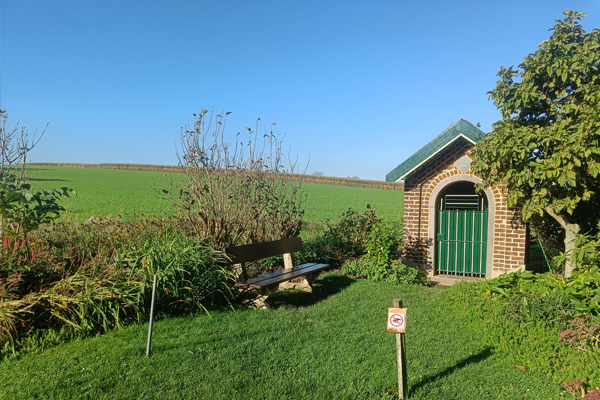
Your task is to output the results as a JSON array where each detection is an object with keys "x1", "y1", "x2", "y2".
[{"x1": 471, "y1": 11, "x2": 600, "y2": 276}]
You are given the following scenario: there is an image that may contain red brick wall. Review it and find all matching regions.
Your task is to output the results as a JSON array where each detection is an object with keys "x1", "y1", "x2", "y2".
[{"x1": 402, "y1": 140, "x2": 527, "y2": 278}]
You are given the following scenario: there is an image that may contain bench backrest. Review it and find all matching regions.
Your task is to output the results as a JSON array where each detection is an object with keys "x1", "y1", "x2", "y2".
[{"x1": 225, "y1": 237, "x2": 303, "y2": 265}]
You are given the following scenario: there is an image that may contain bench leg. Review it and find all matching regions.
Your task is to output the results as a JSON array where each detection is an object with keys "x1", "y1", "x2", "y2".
[
  {"x1": 277, "y1": 272, "x2": 318, "y2": 293},
  {"x1": 277, "y1": 278, "x2": 312, "y2": 292},
  {"x1": 248, "y1": 286, "x2": 279, "y2": 309},
  {"x1": 250, "y1": 294, "x2": 270, "y2": 309}
]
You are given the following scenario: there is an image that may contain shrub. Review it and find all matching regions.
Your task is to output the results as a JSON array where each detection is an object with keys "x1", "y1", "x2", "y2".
[
  {"x1": 342, "y1": 259, "x2": 427, "y2": 285},
  {"x1": 165, "y1": 109, "x2": 306, "y2": 249},
  {"x1": 555, "y1": 224, "x2": 600, "y2": 273},
  {"x1": 295, "y1": 234, "x2": 338, "y2": 267},
  {"x1": 338, "y1": 212, "x2": 428, "y2": 286},
  {"x1": 323, "y1": 205, "x2": 378, "y2": 260},
  {"x1": 0, "y1": 217, "x2": 232, "y2": 358},
  {"x1": 0, "y1": 110, "x2": 73, "y2": 238}
]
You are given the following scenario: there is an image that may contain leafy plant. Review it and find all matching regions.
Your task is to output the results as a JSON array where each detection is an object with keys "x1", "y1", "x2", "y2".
[
  {"x1": 0, "y1": 110, "x2": 73, "y2": 238},
  {"x1": 471, "y1": 11, "x2": 600, "y2": 277},
  {"x1": 323, "y1": 205, "x2": 378, "y2": 259},
  {"x1": 339, "y1": 213, "x2": 428, "y2": 285},
  {"x1": 555, "y1": 225, "x2": 600, "y2": 277},
  {"x1": 0, "y1": 174, "x2": 72, "y2": 237}
]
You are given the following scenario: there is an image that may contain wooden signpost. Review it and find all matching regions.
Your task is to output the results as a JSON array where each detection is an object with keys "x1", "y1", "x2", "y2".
[{"x1": 389, "y1": 298, "x2": 407, "y2": 399}]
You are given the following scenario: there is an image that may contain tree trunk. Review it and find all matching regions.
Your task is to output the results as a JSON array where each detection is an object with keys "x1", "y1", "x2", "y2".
[
  {"x1": 563, "y1": 223, "x2": 580, "y2": 278},
  {"x1": 545, "y1": 207, "x2": 580, "y2": 278}
]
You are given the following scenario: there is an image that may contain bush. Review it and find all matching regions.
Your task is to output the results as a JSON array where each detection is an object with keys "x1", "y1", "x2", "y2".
[
  {"x1": 0, "y1": 217, "x2": 232, "y2": 359},
  {"x1": 323, "y1": 206, "x2": 378, "y2": 259},
  {"x1": 0, "y1": 110, "x2": 73, "y2": 239},
  {"x1": 295, "y1": 234, "x2": 338, "y2": 268},
  {"x1": 166, "y1": 110, "x2": 306, "y2": 249},
  {"x1": 336, "y1": 210, "x2": 428, "y2": 286},
  {"x1": 556, "y1": 224, "x2": 600, "y2": 273},
  {"x1": 342, "y1": 259, "x2": 427, "y2": 285}
]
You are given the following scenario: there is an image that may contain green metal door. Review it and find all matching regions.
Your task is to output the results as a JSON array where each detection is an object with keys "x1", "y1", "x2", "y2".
[{"x1": 436, "y1": 195, "x2": 487, "y2": 277}]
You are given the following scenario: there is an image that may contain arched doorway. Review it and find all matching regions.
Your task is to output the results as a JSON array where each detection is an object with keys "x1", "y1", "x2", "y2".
[{"x1": 433, "y1": 180, "x2": 489, "y2": 277}]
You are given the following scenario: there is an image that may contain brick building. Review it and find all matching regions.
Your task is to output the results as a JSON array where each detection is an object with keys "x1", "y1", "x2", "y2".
[{"x1": 386, "y1": 119, "x2": 527, "y2": 279}]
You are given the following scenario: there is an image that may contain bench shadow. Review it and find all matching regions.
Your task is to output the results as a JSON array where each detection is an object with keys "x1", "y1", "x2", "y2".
[
  {"x1": 265, "y1": 273, "x2": 355, "y2": 308},
  {"x1": 408, "y1": 347, "x2": 493, "y2": 397}
]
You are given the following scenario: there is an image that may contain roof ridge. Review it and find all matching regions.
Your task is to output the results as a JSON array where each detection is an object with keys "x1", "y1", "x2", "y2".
[{"x1": 385, "y1": 119, "x2": 485, "y2": 182}]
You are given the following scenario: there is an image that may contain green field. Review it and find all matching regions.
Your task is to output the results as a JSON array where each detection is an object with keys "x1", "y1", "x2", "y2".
[{"x1": 29, "y1": 166, "x2": 403, "y2": 223}]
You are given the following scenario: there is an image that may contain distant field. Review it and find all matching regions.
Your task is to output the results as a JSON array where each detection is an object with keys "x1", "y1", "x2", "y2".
[{"x1": 29, "y1": 167, "x2": 403, "y2": 223}]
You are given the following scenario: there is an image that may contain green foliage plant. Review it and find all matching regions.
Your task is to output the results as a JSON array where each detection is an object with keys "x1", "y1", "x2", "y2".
[
  {"x1": 556, "y1": 224, "x2": 600, "y2": 273},
  {"x1": 323, "y1": 205, "x2": 378, "y2": 259},
  {"x1": 0, "y1": 110, "x2": 73, "y2": 238},
  {"x1": 336, "y1": 208, "x2": 428, "y2": 285},
  {"x1": 0, "y1": 175, "x2": 73, "y2": 237},
  {"x1": 470, "y1": 11, "x2": 600, "y2": 277}
]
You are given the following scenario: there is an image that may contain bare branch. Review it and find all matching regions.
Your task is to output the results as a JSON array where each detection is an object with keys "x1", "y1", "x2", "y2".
[{"x1": 168, "y1": 109, "x2": 307, "y2": 249}]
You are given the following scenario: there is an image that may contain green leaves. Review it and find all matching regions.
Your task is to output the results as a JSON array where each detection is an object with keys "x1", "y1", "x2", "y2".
[
  {"x1": 0, "y1": 172, "x2": 74, "y2": 237},
  {"x1": 471, "y1": 11, "x2": 600, "y2": 269}
]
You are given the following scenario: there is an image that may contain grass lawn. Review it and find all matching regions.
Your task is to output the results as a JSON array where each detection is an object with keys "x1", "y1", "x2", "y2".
[
  {"x1": 0, "y1": 274, "x2": 564, "y2": 399},
  {"x1": 28, "y1": 166, "x2": 403, "y2": 224}
]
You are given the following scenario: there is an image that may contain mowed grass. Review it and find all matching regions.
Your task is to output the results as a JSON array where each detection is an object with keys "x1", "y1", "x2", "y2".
[
  {"x1": 29, "y1": 166, "x2": 403, "y2": 223},
  {"x1": 0, "y1": 274, "x2": 563, "y2": 400}
]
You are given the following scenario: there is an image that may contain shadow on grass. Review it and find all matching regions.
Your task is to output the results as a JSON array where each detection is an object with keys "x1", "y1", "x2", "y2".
[
  {"x1": 409, "y1": 347, "x2": 493, "y2": 397},
  {"x1": 30, "y1": 178, "x2": 68, "y2": 182},
  {"x1": 265, "y1": 273, "x2": 355, "y2": 308}
]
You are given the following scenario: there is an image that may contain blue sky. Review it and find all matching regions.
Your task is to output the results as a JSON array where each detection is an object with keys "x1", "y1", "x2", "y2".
[{"x1": 1, "y1": 0, "x2": 599, "y2": 181}]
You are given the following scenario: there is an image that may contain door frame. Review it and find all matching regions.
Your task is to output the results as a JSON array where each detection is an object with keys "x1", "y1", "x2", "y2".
[{"x1": 428, "y1": 175, "x2": 495, "y2": 278}]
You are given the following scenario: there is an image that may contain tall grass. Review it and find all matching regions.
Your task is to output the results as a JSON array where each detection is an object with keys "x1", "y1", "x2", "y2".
[{"x1": 0, "y1": 218, "x2": 232, "y2": 359}]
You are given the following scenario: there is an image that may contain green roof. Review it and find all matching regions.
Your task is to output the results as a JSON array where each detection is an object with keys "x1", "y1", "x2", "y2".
[{"x1": 385, "y1": 119, "x2": 485, "y2": 182}]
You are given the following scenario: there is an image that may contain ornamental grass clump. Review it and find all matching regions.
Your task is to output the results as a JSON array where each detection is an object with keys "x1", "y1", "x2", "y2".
[{"x1": 0, "y1": 217, "x2": 232, "y2": 359}]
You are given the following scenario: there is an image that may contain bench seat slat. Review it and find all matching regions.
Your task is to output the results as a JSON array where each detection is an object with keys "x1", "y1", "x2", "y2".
[
  {"x1": 235, "y1": 263, "x2": 329, "y2": 289},
  {"x1": 246, "y1": 263, "x2": 318, "y2": 285}
]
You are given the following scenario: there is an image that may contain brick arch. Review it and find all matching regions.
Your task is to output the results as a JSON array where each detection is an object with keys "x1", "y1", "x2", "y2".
[{"x1": 427, "y1": 174, "x2": 496, "y2": 277}]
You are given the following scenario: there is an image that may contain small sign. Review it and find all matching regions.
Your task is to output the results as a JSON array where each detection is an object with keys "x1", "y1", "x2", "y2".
[{"x1": 387, "y1": 308, "x2": 407, "y2": 333}]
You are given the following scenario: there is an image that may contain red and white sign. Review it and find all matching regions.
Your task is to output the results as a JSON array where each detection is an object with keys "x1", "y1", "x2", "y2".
[{"x1": 387, "y1": 308, "x2": 407, "y2": 333}]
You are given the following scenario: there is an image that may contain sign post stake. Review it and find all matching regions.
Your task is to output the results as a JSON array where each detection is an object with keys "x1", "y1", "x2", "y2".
[
  {"x1": 146, "y1": 274, "x2": 158, "y2": 357},
  {"x1": 393, "y1": 298, "x2": 408, "y2": 399}
]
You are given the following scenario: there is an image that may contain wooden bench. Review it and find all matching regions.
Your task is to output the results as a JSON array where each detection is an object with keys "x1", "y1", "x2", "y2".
[{"x1": 225, "y1": 237, "x2": 329, "y2": 308}]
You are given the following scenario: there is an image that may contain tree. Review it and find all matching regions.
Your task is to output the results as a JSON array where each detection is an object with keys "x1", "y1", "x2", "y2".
[
  {"x1": 471, "y1": 11, "x2": 600, "y2": 277},
  {"x1": 0, "y1": 110, "x2": 72, "y2": 238}
]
